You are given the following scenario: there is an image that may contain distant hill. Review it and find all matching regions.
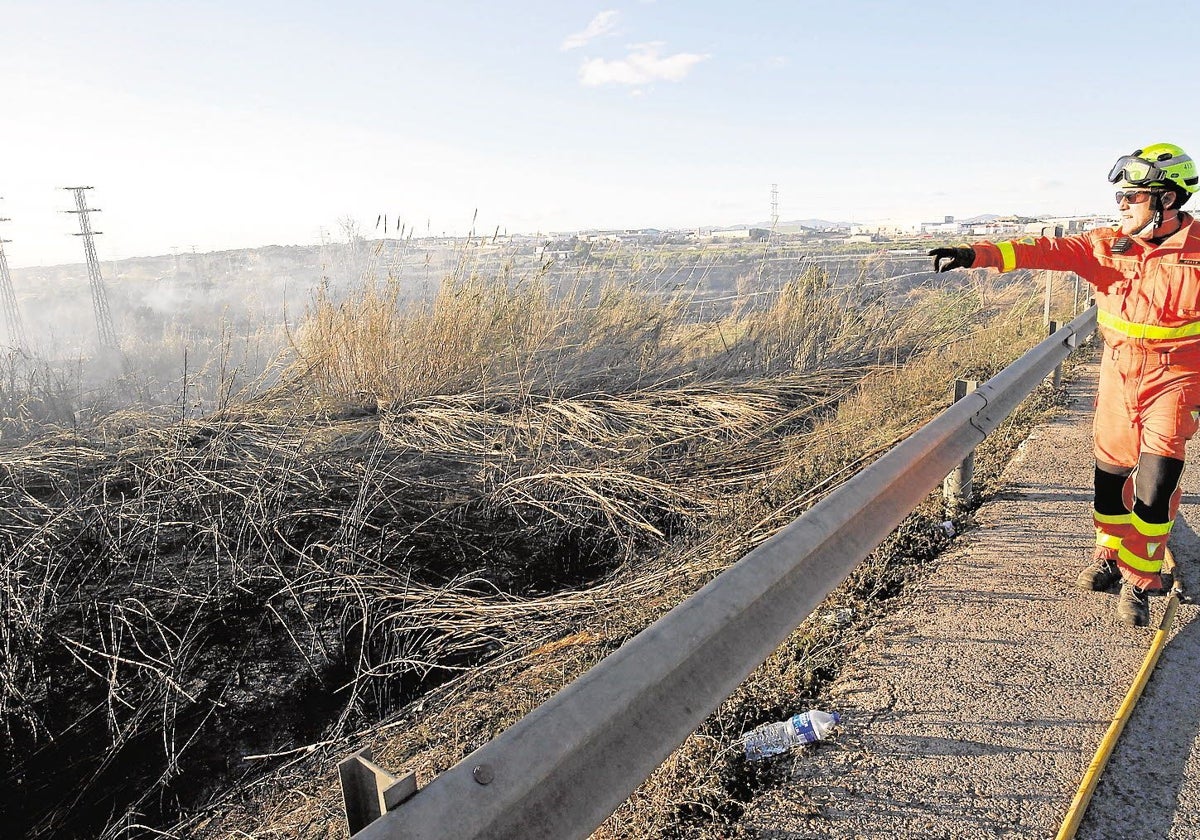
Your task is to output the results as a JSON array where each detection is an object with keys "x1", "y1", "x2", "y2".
[
  {"x1": 748, "y1": 213, "x2": 1027, "y2": 230},
  {"x1": 749, "y1": 218, "x2": 851, "y2": 232}
]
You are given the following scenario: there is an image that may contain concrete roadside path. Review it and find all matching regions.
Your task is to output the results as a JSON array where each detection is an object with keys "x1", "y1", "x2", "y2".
[{"x1": 739, "y1": 356, "x2": 1200, "y2": 839}]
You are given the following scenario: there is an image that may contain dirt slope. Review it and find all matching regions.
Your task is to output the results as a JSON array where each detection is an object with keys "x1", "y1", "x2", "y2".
[{"x1": 738, "y1": 357, "x2": 1200, "y2": 839}]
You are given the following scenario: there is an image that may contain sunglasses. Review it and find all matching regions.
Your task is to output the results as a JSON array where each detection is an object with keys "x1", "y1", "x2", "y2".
[{"x1": 1114, "y1": 190, "x2": 1153, "y2": 205}]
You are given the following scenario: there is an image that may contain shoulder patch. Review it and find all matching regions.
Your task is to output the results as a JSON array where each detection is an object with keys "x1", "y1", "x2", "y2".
[{"x1": 1017, "y1": 237, "x2": 1037, "y2": 245}]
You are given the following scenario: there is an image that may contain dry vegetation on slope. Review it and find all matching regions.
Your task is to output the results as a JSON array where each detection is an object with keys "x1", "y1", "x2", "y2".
[{"x1": 0, "y1": 262, "x2": 1071, "y2": 839}]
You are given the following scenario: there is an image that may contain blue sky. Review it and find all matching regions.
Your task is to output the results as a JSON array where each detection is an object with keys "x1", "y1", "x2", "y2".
[{"x1": 0, "y1": 1, "x2": 1193, "y2": 267}]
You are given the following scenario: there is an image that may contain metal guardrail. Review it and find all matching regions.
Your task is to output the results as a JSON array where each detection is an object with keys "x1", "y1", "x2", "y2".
[{"x1": 347, "y1": 306, "x2": 1099, "y2": 840}]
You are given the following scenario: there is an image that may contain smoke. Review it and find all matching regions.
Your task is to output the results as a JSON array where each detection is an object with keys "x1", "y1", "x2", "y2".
[{"x1": 2, "y1": 237, "x2": 421, "y2": 423}]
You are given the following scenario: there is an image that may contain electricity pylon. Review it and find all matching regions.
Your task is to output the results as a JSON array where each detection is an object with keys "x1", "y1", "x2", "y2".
[
  {"x1": 0, "y1": 212, "x2": 28, "y2": 351},
  {"x1": 63, "y1": 186, "x2": 118, "y2": 349},
  {"x1": 770, "y1": 183, "x2": 779, "y2": 239}
]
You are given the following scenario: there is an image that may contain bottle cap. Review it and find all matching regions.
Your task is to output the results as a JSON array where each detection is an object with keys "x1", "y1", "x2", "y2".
[{"x1": 831, "y1": 711, "x2": 841, "y2": 724}]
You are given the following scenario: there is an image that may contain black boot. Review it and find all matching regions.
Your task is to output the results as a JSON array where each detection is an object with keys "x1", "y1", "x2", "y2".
[
  {"x1": 1077, "y1": 554, "x2": 1121, "y2": 591},
  {"x1": 1116, "y1": 583, "x2": 1150, "y2": 627}
]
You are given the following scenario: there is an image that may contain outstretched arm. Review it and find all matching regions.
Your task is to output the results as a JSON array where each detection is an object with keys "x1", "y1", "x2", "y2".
[{"x1": 930, "y1": 233, "x2": 1103, "y2": 277}]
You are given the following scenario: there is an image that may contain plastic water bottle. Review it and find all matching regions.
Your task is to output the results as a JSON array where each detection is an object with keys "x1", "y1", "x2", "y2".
[{"x1": 741, "y1": 710, "x2": 841, "y2": 761}]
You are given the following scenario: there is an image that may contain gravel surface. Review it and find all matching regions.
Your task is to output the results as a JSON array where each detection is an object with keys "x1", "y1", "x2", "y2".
[{"x1": 738, "y1": 357, "x2": 1200, "y2": 839}]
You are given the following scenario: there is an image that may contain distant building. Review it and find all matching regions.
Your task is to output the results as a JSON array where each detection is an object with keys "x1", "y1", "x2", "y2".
[
  {"x1": 536, "y1": 247, "x2": 573, "y2": 261},
  {"x1": 1024, "y1": 222, "x2": 1064, "y2": 237},
  {"x1": 920, "y1": 219, "x2": 964, "y2": 235},
  {"x1": 969, "y1": 216, "x2": 1036, "y2": 237},
  {"x1": 707, "y1": 227, "x2": 769, "y2": 241},
  {"x1": 577, "y1": 229, "x2": 667, "y2": 244},
  {"x1": 1043, "y1": 215, "x2": 1117, "y2": 233},
  {"x1": 850, "y1": 220, "x2": 921, "y2": 238}
]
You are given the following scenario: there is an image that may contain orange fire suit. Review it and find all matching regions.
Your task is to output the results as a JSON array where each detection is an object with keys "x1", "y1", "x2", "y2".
[{"x1": 971, "y1": 212, "x2": 1200, "y2": 582}]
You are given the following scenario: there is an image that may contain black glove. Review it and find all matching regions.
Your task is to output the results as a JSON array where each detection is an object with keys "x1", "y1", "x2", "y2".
[{"x1": 929, "y1": 246, "x2": 975, "y2": 273}]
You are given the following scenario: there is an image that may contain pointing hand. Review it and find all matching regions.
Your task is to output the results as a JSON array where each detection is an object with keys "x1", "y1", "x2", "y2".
[{"x1": 929, "y1": 246, "x2": 976, "y2": 273}]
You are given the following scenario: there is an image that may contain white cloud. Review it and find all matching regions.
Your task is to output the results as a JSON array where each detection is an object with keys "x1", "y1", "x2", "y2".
[
  {"x1": 561, "y1": 10, "x2": 620, "y2": 51},
  {"x1": 579, "y1": 42, "x2": 710, "y2": 87}
]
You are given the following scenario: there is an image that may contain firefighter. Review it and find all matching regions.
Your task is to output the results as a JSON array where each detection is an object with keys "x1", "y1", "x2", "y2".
[{"x1": 929, "y1": 142, "x2": 1200, "y2": 627}]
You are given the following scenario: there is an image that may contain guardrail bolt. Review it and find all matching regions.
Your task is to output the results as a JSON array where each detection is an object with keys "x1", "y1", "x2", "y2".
[{"x1": 473, "y1": 764, "x2": 495, "y2": 785}]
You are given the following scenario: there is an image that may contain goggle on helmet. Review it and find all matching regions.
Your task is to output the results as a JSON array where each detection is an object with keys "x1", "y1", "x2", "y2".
[{"x1": 1108, "y1": 142, "x2": 1200, "y2": 194}]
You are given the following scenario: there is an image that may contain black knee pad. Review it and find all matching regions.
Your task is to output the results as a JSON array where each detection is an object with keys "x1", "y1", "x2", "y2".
[
  {"x1": 1132, "y1": 454, "x2": 1185, "y2": 522},
  {"x1": 1095, "y1": 464, "x2": 1132, "y2": 516}
]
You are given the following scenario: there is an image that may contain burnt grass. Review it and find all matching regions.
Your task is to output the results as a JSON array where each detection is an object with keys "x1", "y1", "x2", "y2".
[
  {"x1": 0, "y1": 436, "x2": 624, "y2": 837},
  {"x1": 0, "y1": 372, "x2": 852, "y2": 839},
  {"x1": 171, "y1": 371, "x2": 1074, "y2": 840},
  {"x1": 0, "y1": 323, "x2": 1078, "y2": 839}
]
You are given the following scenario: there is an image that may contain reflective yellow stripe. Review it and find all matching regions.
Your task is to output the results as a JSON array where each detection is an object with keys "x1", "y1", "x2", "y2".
[
  {"x1": 1095, "y1": 512, "x2": 1131, "y2": 549},
  {"x1": 1097, "y1": 308, "x2": 1200, "y2": 340},
  {"x1": 1096, "y1": 532, "x2": 1123, "y2": 549},
  {"x1": 1118, "y1": 544, "x2": 1162, "y2": 573},
  {"x1": 1132, "y1": 511, "x2": 1173, "y2": 537},
  {"x1": 997, "y1": 241, "x2": 1016, "y2": 272},
  {"x1": 1119, "y1": 512, "x2": 1173, "y2": 572}
]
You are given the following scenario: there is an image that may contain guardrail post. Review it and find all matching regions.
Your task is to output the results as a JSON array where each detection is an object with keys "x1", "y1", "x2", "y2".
[
  {"x1": 1047, "y1": 321, "x2": 1063, "y2": 387},
  {"x1": 943, "y1": 378, "x2": 977, "y2": 510},
  {"x1": 339, "y1": 748, "x2": 418, "y2": 836}
]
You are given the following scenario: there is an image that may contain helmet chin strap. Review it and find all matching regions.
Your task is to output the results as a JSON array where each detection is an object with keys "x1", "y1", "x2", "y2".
[{"x1": 1127, "y1": 191, "x2": 1166, "y2": 238}]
